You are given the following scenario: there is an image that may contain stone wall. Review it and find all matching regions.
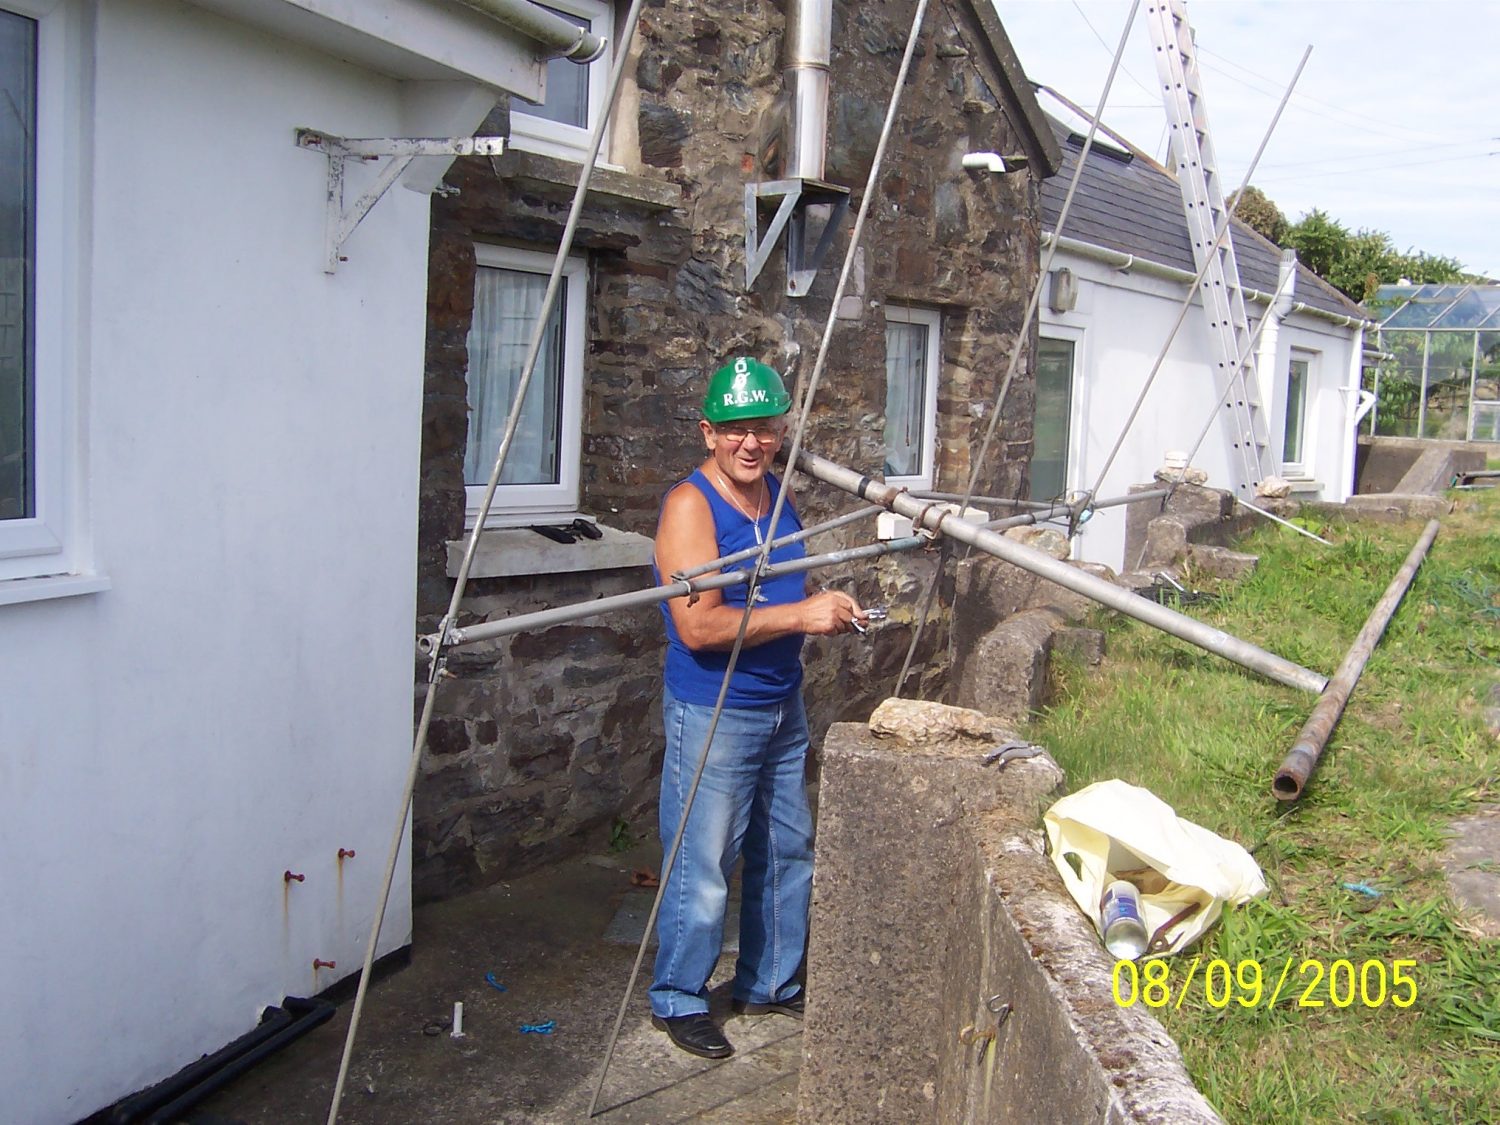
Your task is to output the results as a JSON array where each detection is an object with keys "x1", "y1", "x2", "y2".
[{"x1": 415, "y1": 0, "x2": 1046, "y2": 901}]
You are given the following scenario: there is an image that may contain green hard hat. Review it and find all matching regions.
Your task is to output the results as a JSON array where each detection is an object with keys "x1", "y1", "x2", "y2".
[{"x1": 702, "y1": 357, "x2": 792, "y2": 423}]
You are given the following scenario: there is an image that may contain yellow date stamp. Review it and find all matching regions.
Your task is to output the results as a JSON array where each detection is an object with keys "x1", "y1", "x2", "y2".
[{"x1": 1112, "y1": 957, "x2": 1418, "y2": 1011}]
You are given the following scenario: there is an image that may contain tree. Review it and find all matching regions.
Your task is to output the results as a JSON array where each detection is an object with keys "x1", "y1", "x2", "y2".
[
  {"x1": 1227, "y1": 186, "x2": 1288, "y2": 244},
  {"x1": 1278, "y1": 206, "x2": 1468, "y2": 302}
]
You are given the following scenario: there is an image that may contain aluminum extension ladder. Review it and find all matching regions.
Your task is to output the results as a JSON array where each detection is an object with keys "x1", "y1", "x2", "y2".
[{"x1": 1144, "y1": 0, "x2": 1276, "y2": 498}]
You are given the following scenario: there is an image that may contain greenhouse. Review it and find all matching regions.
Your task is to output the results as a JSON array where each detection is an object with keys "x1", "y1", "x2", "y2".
[{"x1": 1366, "y1": 282, "x2": 1500, "y2": 443}]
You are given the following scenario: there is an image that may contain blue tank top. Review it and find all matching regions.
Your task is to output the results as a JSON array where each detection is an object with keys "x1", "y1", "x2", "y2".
[{"x1": 656, "y1": 469, "x2": 807, "y2": 707}]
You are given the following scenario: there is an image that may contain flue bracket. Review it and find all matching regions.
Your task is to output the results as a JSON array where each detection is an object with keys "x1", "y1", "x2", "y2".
[
  {"x1": 296, "y1": 128, "x2": 506, "y2": 273},
  {"x1": 745, "y1": 178, "x2": 850, "y2": 296}
]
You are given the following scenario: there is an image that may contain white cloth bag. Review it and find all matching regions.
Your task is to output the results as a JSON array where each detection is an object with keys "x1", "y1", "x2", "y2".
[{"x1": 1044, "y1": 779, "x2": 1267, "y2": 956}]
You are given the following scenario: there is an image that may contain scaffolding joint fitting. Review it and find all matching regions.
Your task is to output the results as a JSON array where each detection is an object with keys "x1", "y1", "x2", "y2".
[{"x1": 913, "y1": 501, "x2": 951, "y2": 541}]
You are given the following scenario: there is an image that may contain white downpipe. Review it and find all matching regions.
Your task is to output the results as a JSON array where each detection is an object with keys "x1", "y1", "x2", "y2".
[
  {"x1": 786, "y1": 0, "x2": 832, "y2": 180},
  {"x1": 1338, "y1": 325, "x2": 1372, "y2": 501},
  {"x1": 1254, "y1": 249, "x2": 1297, "y2": 464}
]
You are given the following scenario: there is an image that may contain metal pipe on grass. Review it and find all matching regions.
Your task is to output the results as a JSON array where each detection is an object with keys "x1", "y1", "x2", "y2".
[
  {"x1": 794, "y1": 449, "x2": 1329, "y2": 695},
  {"x1": 1273, "y1": 519, "x2": 1440, "y2": 801}
]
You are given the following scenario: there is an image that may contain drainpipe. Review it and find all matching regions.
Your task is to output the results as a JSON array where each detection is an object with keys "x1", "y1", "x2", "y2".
[
  {"x1": 451, "y1": 0, "x2": 607, "y2": 61},
  {"x1": 107, "y1": 998, "x2": 335, "y2": 1123},
  {"x1": 785, "y1": 0, "x2": 832, "y2": 180},
  {"x1": 1338, "y1": 323, "x2": 1372, "y2": 501},
  {"x1": 1254, "y1": 249, "x2": 1296, "y2": 464}
]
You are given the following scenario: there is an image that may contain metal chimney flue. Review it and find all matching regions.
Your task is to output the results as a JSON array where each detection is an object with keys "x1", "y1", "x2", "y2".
[
  {"x1": 785, "y1": 0, "x2": 832, "y2": 181},
  {"x1": 745, "y1": 0, "x2": 847, "y2": 295}
]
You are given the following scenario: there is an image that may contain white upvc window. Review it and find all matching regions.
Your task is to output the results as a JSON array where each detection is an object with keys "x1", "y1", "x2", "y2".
[
  {"x1": 508, "y1": 0, "x2": 612, "y2": 163},
  {"x1": 464, "y1": 244, "x2": 586, "y2": 525},
  {"x1": 1, "y1": 1, "x2": 97, "y2": 599},
  {"x1": 883, "y1": 306, "x2": 940, "y2": 489},
  {"x1": 1031, "y1": 336, "x2": 1078, "y2": 502},
  {"x1": 1282, "y1": 348, "x2": 1314, "y2": 476}
]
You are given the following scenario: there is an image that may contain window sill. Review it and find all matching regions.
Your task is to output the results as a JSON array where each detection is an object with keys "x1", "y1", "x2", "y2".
[
  {"x1": 1280, "y1": 476, "x2": 1323, "y2": 495},
  {"x1": 0, "y1": 572, "x2": 111, "y2": 607},
  {"x1": 487, "y1": 150, "x2": 684, "y2": 212},
  {"x1": 447, "y1": 523, "x2": 654, "y2": 579}
]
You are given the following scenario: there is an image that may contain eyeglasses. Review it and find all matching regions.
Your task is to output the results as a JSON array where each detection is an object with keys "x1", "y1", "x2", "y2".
[{"x1": 714, "y1": 424, "x2": 784, "y2": 444}]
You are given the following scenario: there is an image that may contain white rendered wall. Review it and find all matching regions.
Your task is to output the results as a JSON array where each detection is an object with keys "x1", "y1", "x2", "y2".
[
  {"x1": 1040, "y1": 254, "x2": 1361, "y2": 570},
  {"x1": 0, "y1": 3, "x2": 461, "y2": 1119}
]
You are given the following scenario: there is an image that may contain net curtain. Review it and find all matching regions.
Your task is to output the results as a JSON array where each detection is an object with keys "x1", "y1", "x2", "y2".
[{"x1": 464, "y1": 267, "x2": 565, "y2": 487}]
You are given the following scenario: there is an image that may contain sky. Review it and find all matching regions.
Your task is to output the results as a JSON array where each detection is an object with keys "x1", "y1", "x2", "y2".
[{"x1": 994, "y1": 0, "x2": 1500, "y2": 278}]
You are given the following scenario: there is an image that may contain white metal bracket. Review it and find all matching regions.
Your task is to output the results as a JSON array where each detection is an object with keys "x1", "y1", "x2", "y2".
[
  {"x1": 295, "y1": 128, "x2": 506, "y2": 273},
  {"x1": 745, "y1": 178, "x2": 851, "y2": 296}
]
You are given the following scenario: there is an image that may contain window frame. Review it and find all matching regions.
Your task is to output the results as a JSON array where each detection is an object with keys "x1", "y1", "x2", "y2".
[
  {"x1": 881, "y1": 305, "x2": 941, "y2": 490},
  {"x1": 506, "y1": 0, "x2": 612, "y2": 164},
  {"x1": 1, "y1": 0, "x2": 91, "y2": 592},
  {"x1": 1282, "y1": 347, "x2": 1315, "y2": 477},
  {"x1": 464, "y1": 243, "x2": 587, "y2": 527},
  {"x1": 1031, "y1": 333, "x2": 1082, "y2": 503}
]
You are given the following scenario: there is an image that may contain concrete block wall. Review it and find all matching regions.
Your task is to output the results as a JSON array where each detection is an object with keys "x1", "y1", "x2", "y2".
[
  {"x1": 1355, "y1": 435, "x2": 1489, "y2": 495},
  {"x1": 801, "y1": 704, "x2": 1221, "y2": 1123}
]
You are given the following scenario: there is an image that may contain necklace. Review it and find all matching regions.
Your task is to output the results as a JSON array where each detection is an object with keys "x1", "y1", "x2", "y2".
[{"x1": 716, "y1": 472, "x2": 767, "y2": 545}]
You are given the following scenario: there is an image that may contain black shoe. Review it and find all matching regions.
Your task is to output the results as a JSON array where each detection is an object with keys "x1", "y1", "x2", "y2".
[
  {"x1": 731, "y1": 991, "x2": 805, "y2": 1020},
  {"x1": 651, "y1": 1013, "x2": 734, "y2": 1059}
]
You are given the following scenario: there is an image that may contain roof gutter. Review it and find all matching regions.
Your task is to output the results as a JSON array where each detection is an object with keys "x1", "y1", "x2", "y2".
[
  {"x1": 1042, "y1": 231, "x2": 1376, "y2": 330},
  {"x1": 451, "y1": 0, "x2": 607, "y2": 61}
]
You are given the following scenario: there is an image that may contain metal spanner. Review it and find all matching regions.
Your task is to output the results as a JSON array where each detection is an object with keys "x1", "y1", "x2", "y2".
[{"x1": 981, "y1": 740, "x2": 1044, "y2": 767}]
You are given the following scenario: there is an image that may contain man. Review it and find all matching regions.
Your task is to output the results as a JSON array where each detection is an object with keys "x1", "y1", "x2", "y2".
[{"x1": 650, "y1": 356, "x2": 865, "y2": 1059}]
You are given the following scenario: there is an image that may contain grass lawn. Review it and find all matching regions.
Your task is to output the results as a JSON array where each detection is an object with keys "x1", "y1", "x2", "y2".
[{"x1": 1028, "y1": 486, "x2": 1500, "y2": 1122}]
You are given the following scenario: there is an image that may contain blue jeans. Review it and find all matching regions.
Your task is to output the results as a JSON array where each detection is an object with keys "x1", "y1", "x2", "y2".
[{"x1": 650, "y1": 686, "x2": 814, "y2": 1018}]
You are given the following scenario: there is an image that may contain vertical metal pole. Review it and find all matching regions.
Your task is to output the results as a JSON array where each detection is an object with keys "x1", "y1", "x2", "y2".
[
  {"x1": 1469, "y1": 330, "x2": 1480, "y2": 441},
  {"x1": 1419, "y1": 331, "x2": 1430, "y2": 436}
]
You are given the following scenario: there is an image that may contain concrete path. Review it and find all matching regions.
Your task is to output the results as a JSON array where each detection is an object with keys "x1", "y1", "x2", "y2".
[
  {"x1": 196, "y1": 844, "x2": 799, "y2": 1124},
  {"x1": 1444, "y1": 804, "x2": 1500, "y2": 939}
]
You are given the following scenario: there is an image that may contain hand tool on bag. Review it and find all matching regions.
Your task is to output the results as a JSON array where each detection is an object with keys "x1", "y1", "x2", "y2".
[{"x1": 1146, "y1": 901, "x2": 1204, "y2": 955}]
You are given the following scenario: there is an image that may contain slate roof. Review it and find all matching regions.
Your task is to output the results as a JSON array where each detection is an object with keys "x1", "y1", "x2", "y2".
[{"x1": 1038, "y1": 116, "x2": 1365, "y2": 323}]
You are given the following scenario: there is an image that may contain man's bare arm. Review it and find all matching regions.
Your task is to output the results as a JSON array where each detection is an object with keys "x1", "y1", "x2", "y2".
[{"x1": 655, "y1": 484, "x2": 861, "y2": 652}]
